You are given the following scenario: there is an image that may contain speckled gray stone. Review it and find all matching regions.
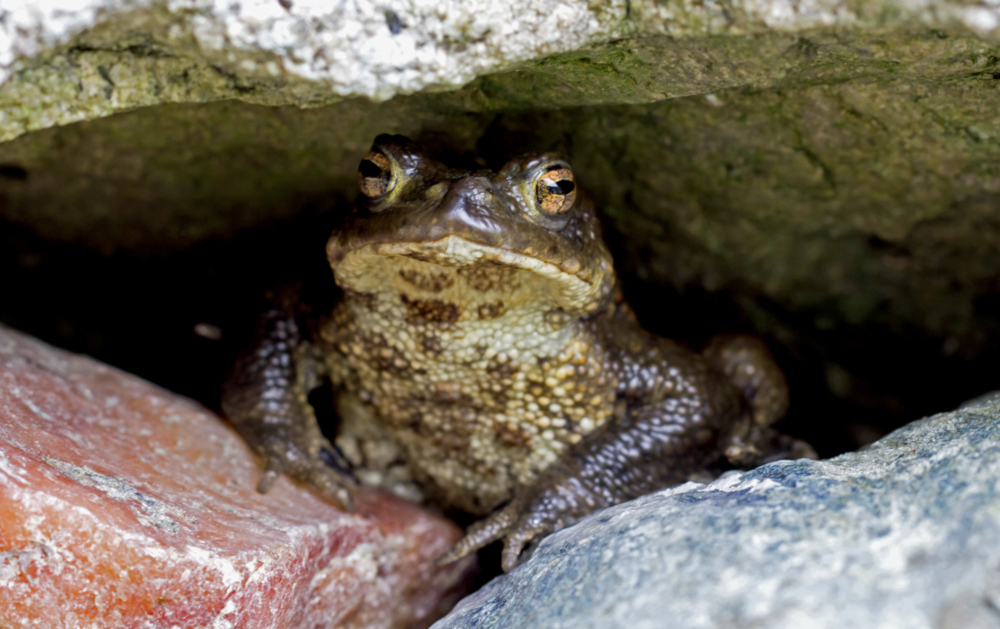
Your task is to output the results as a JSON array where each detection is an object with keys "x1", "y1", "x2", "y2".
[
  {"x1": 1, "y1": 0, "x2": 631, "y2": 142},
  {"x1": 3, "y1": 0, "x2": 1000, "y2": 142},
  {"x1": 433, "y1": 396, "x2": 1000, "y2": 629}
]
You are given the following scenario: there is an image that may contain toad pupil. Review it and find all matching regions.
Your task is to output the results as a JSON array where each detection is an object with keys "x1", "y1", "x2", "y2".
[
  {"x1": 359, "y1": 159, "x2": 384, "y2": 178},
  {"x1": 357, "y1": 151, "x2": 393, "y2": 198},
  {"x1": 544, "y1": 176, "x2": 573, "y2": 195},
  {"x1": 223, "y1": 134, "x2": 814, "y2": 572}
]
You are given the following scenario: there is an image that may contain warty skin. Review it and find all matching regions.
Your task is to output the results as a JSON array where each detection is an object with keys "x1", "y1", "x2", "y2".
[{"x1": 223, "y1": 135, "x2": 810, "y2": 572}]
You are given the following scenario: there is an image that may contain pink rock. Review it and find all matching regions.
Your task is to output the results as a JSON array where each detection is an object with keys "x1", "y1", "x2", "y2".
[{"x1": 0, "y1": 325, "x2": 473, "y2": 628}]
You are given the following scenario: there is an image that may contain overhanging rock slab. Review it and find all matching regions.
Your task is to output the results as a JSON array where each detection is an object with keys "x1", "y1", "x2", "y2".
[{"x1": 4, "y1": 0, "x2": 1000, "y2": 142}]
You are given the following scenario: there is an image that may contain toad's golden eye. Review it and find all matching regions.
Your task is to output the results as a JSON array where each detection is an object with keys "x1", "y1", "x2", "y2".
[
  {"x1": 358, "y1": 151, "x2": 394, "y2": 198},
  {"x1": 535, "y1": 167, "x2": 576, "y2": 216}
]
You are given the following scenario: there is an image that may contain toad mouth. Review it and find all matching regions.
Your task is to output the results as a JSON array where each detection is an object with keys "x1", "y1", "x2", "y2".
[{"x1": 331, "y1": 235, "x2": 603, "y2": 314}]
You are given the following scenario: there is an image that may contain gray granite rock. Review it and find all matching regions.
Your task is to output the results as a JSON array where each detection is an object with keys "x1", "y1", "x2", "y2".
[
  {"x1": 433, "y1": 396, "x2": 1000, "y2": 629},
  {"x1": 3, "y1": 0, "x2": 1000, "y2": 142}
]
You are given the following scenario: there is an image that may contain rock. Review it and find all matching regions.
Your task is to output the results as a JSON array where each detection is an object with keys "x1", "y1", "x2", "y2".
[
  {"x1": 432, "y1": 395, "x2": 1000, "y2": 629},
  {"x1": 0, "y1": 324, "x2": 473, "y2": 629},
  {"x1": 2, "y1": 1, "x2": 1000, "y2": 142}
]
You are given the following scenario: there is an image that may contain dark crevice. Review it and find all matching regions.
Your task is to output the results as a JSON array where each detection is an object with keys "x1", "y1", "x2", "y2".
[{"x1": 0, "y1": 164, "x2": 28, "y2": 180}]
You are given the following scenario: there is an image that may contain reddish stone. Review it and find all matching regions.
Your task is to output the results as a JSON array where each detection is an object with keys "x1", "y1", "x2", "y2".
[{"x1": 0, "y1": 325, "x2": 473, "y2": 628}]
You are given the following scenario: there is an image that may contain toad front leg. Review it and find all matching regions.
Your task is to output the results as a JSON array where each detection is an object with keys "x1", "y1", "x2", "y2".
[
  {"x1": 438, "y1": 335, "x2": 790, "y2": 572},
  {"x1": 222, "y1": 308, "x2": 356, "y2": 508}
]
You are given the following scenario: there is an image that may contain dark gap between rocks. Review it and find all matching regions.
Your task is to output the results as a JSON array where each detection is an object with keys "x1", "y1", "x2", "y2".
[
  {"x1": 1, "y1": 108, "x2": 998, "y2": 587},
  {"x1": 3, "y1": 202, "x2": 996, "y2": 582}
]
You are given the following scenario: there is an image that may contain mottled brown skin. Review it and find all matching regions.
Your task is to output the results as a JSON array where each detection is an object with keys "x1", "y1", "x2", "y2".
[{"x1": 223, "y1": 135, "x2": 811, "y2": 572}]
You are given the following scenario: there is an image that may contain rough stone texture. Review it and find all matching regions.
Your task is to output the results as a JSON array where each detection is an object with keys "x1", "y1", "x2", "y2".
[
  {"x1": 2, "y1": 1, "x2": 1000, "y2": 143},
  {"x1": 432, "y1": 394, "x2": 1000, "y2": 629},
  {"x1": 0, "y1": 324, "x2": 473, "y2": 629},
  {"x1": 0, "y1": 0, "x2": 630, "y2": 142}
]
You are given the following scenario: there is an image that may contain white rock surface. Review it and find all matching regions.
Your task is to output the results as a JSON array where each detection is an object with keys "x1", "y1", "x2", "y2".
[
  {"x1": 0, "y1": 0, "x2": 630, "y2": 97},
  {"x1": 2, "y1": 0, "x2": 1000, "y2": 143}
]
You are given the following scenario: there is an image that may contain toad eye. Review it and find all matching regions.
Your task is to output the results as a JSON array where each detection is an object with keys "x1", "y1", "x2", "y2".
[
  {"x1": 358, "y1": 151, "x2": 395, "y2": 198},
  {"x1": 535, "y1": 167, "x2": 576, "y2": 216}
]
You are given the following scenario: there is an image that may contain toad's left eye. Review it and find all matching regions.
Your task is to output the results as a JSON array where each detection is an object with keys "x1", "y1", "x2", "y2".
[
  {"x1": 535, "y1": 167, "x2": 576, "y2": 216},
  {"x1": 358, "y1": 151, "x2": 395, "y2": 198}
]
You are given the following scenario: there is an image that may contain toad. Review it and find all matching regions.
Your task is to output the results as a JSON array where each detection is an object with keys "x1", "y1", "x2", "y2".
[{"x1": 223, "y1": 135, "x2": 812, "y2": 572}]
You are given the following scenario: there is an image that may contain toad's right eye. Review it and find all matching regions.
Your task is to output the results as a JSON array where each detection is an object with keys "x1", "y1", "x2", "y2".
[
  {"x1": 358, "y1": 151, "x2": 395, "y2": 198},
  {"x1": 534, "y1": 166, "x2": 576, "y2": 217}
]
